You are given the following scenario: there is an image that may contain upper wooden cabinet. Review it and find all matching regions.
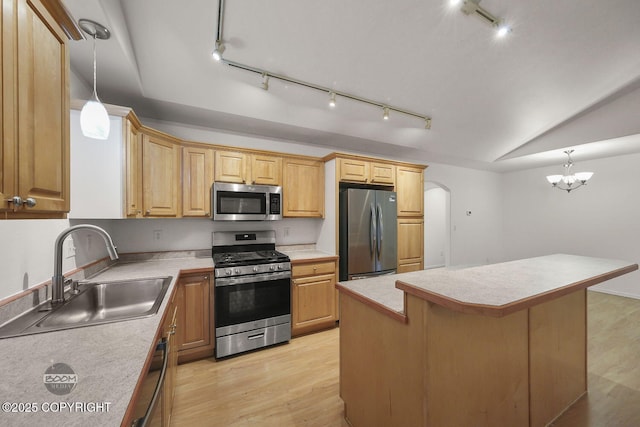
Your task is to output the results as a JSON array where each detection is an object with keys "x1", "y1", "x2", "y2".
[
  {"x1": 182, "y1": 146, "x2": 214, "y2": 217},
  {"x1": 338, "y1": 158, "x2": 396, "y2": 186},
  {"x1": 214, "y1": 150, "x2": 282, "y2": 185},
  {"x1": 125, "y1": 115, "x2": 143, "y2": 218},
  {"x1": 283, "y1": 157, "x2": 324, "y2": 218},
  {"x1": 141, "y1": 130, "x2": 182, "y2": 217},
  {"x1": 1, "y1": 0, "x2": 73, "y2": 217},
  {"x1": 396, "y1": 165, "x2": 425, "y2": 217}
]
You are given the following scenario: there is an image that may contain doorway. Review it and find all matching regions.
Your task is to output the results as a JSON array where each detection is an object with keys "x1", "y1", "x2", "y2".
[{"x1": 424, "y1": 183, "x2": 451, "y2": 269}]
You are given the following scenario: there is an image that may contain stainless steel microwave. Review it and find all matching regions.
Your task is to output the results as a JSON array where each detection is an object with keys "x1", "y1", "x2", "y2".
[{"x1": 212, "y1": 182, "x2": 282, "y2": 221}]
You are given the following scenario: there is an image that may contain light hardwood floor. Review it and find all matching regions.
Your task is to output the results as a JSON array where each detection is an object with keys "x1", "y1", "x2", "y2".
[{"x1": 171, "y1": 291, "x2": 640, "y2": 427}]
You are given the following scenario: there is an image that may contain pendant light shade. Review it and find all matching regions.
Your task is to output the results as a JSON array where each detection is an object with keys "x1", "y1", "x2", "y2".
[
  {"x1": 78, "y1": 19, "x2": 111, "y2": 140},
  {"x1": 80, "y1": 99, "x2": 110, "y2": 139}
]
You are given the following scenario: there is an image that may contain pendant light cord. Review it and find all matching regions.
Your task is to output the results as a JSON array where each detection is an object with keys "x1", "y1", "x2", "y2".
[{"x1": 92, "y1": 33, "x2": 100, "y2": 102}]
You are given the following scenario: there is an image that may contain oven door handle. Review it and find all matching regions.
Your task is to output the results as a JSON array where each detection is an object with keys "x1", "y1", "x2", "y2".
[{"x1": 215, "y1": 271, "x2": 291, "y2": 287}]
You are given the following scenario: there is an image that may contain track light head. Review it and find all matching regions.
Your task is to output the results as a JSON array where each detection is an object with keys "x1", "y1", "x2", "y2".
[
  {"x1": 329, "y1": 92, "x2": 336, "y2": 108},
  {"x1": 383, "y1": 107, "x2": 390, "y2": 120},
  {"x1": 424, "y1": 117, "x2": 432, "y2": 129},
  {"x1": 495, "y1": 21, "x2": 512, "y2": 37},
  {"x1": 261, "y1": 73, "x2": 269, "y2": 91},
  {"x1": 212, "y1": 40, "x2": 225, "y2": 61}
]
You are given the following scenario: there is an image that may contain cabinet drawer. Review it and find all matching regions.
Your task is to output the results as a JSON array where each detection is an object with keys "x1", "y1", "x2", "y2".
[{"x1": 292, "y1": 261, "x2": 336, "y2": 277}]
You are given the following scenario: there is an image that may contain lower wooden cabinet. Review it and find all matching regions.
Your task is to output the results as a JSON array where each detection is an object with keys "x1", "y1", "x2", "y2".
[
  {"x1": 291, "y1": 259, "x2": 338, "y2": 336},
  {"x1": 163, "y1": 299, "x2": 178, "y2": 426},
  {"x1": 398, "y1": 218, "x2": 424, "y2": 273},
  {"x1": 176, "y1": 272, "x2": 214, "y2": 363}
]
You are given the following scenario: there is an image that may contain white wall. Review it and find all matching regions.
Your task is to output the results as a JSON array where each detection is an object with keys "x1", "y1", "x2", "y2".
[
  {"x1": 424, "y1": 187, "x2": 447, "y2": 268},
  {"x1": 0, "y1": 220, "x2": 113, "y2": 299},
  {"x1": 503, "y1": 152, "x2": 640, "y2": 298},
  {"x1": 425, "y1": 163, "x2": 504, "y2": 267},
  {"x1": 101, "y1": 218, "x2": 322, "y2": 253}
]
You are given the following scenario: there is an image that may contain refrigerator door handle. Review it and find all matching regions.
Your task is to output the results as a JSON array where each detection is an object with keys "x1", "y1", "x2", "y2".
[
  {"x1": 376, "y1": 203, "x2": 383, "y2": 258},
  {"x1": 370, "y1": 203, "x2": 377, "y2": 256}
]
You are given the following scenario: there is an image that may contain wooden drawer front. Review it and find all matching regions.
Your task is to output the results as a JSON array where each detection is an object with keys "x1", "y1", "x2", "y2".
[{"x1": 292, "y1": 261, "x2": 336, "y2": 277}]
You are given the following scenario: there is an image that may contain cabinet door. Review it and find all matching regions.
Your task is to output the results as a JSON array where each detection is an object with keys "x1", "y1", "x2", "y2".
[
  {"x1": 339, "y1": 158, "x2": 369, "y2": 183},
  {"x1": 283, "y1": 158, "x2": 324, "y2": 217},
  {"x1": 397, "y1": 218, "x2": 424, "y2": 273},
  {"x1": 250, "y1": 154, "x2": 281, "y2": 185},
  {"x1": 292, "y1": 273, "x2": 336, "y2": 336},
  {"x1": 214, "y1": 150, "x2": 247, "y2": 183},
  {"x1": 0, "y1": 0, "x2": 16, "y2": 212},
  {"x1": 142, "y1": 133, "x2": 181, "y2": 217},
  {"x1": 370, "y1": 162, "x2": 396, "y2": 185},
  {"x1": 182, "y1": 146, "x2": 213, "y2": 217},
  {"x1": 16, "y1": 0, "x2": 69, "y2": 213},
  {"x1": 163, "y1": 303, "x2": 178, "y2": 427},
  {"x1": 125, "y1": 118, "x2": 142, "y2": 217},
  {"x1": 177, "y1": 274, "x2": 212, "y2": 352},
  {"x1": 397, "y1": 166, "x2": 424, "y2": 217}
]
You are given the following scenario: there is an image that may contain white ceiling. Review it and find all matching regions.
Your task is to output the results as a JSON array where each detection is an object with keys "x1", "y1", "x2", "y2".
[{"x1": 62, "y1": 0, "x2": 640, "y2": 172}]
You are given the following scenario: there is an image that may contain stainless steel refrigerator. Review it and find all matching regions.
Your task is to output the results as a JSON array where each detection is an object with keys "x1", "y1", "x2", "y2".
[{"x1": 339, "y1": 188, "x2": 397, "y2": 280}]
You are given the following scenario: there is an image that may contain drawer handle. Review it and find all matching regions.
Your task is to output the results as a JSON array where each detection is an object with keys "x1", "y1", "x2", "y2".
[{"x1": 248, "y1": 333, "x2": 265, "y2": 340}]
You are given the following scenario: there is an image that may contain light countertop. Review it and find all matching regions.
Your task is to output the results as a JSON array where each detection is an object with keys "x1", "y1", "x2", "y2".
[
  {"x1": 337, "y1": 254, "x2": 638, "y2": 318},
  {"x1": 277, "y1": 245, "x2": 337, "y2": 262},
  {"x1": 0, "y1": 254, "x2": 213, "y2": 427}
]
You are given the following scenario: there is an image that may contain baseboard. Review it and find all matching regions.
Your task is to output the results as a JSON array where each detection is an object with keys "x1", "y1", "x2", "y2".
[{"x1": 588, "y1": 288, "x2": 640, "y2": 300}]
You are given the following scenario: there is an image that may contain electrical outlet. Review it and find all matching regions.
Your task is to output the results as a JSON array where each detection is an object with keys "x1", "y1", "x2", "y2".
[{"x1": 153, "y1": 230, "x2": 162, "y2": 241}]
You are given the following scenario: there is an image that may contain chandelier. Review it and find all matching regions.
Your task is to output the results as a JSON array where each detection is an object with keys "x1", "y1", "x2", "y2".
[{"x1": 546, "y1": 150, "x2": 593, "y2": 192}]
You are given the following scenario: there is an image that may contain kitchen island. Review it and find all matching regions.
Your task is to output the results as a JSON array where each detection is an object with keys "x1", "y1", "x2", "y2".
[{"x1": 336, "y1": 254, "x2": 638, "y2": 427}]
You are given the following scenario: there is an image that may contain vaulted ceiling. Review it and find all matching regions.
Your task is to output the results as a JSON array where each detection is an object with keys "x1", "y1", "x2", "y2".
[{"x1": 62, "y1": 0, "x2": 640, "y2": 171}]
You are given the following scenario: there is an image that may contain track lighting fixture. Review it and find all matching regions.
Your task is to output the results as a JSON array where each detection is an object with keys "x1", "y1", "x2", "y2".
[
  {"x1": 212, "y1": 40, "x2": 225, "y2": 61},
  {"x1": 454, "y1": 0, "x2": 512, "y2": 37},
  {"x1": 211, "y1": 0, "x2": 432, "y2": 128},
  {"x1": 329, "y1": 92, "x2": 336, "y2": 108},
  {"x1": 78, "y1": 19, "x2": 111, "y2": 140}
]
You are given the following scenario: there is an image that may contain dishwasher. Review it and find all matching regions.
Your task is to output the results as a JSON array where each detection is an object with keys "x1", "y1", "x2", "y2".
[{"x1": 130, "y1": 337, "x2": 168, "y2": 426}]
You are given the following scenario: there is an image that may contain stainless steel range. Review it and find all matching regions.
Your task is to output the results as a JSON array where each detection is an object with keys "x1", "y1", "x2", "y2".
[{"x1": 212, "y1": 230, "x2": 291, "y2": 358}]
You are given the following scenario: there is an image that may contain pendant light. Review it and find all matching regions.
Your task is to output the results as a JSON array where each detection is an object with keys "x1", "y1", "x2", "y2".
[{"x1": 78, "y1": 19, "x2": 111, "y2": 140}]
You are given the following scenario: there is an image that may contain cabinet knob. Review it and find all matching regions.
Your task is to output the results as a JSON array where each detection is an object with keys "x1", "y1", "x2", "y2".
[
  {"x1": 6, "y1": 196, "x2": 23, "y2": 206},
  {"x1": 6, "y1": 196, "x2": 36, "y2": 208},
  {"x1": 145, "y1": 210, "x2": 151, "y2": 215},
  {"x1": 242, "y1": 179, "x2": 246, "y2": 184},
  {"x1": 252, "y1": 180, "x2": 256, "y2": 185}
]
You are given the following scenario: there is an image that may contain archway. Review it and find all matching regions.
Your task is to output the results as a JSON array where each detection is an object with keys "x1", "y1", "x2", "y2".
[{"x1": 424, "y1": 182, "x2": 451, "y2": 269}]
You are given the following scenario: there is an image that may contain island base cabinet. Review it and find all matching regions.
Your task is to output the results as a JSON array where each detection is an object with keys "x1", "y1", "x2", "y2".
[
  {"x1": 339, "y1": 292, "x2": 424, "y2": 427},
  {"x1": 424, "y1": 303, "x2": 529, "y2": 427},
  {"x1": 339, "y1": 289, "x2": 588, "y2": 427}
]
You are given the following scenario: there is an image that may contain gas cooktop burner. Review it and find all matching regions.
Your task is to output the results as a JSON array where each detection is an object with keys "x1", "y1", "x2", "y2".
[{"x1": 213, "y1": 249, "x2": 289, "y2": 268}]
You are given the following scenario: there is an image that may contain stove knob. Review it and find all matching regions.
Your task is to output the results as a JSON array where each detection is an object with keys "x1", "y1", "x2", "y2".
[
  {"x1": 277, "y1": 264, "x2": 282, "y2": 270},
  {"x1": 235, "y1": 268, "x2": 240, "y2": 274},
  {"x1": 269, "y1": 265, "x2": 276, "y2": 271},
  {"x1": 225, "y1": 269, "x2": 232, "y2": 276},
  {"x1": 253, "y1": 266, "x2": 259, "y2": 272}
]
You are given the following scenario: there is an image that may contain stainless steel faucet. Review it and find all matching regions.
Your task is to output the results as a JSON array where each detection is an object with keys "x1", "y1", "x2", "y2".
[{"x1": 51, "y1": 224, "x2": 119, "y2": 305}]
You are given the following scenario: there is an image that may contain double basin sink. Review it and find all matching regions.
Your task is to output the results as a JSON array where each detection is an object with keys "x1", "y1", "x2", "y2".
[{"x1": 0, "y1": 276, "x2": 172, "y2": 339}]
